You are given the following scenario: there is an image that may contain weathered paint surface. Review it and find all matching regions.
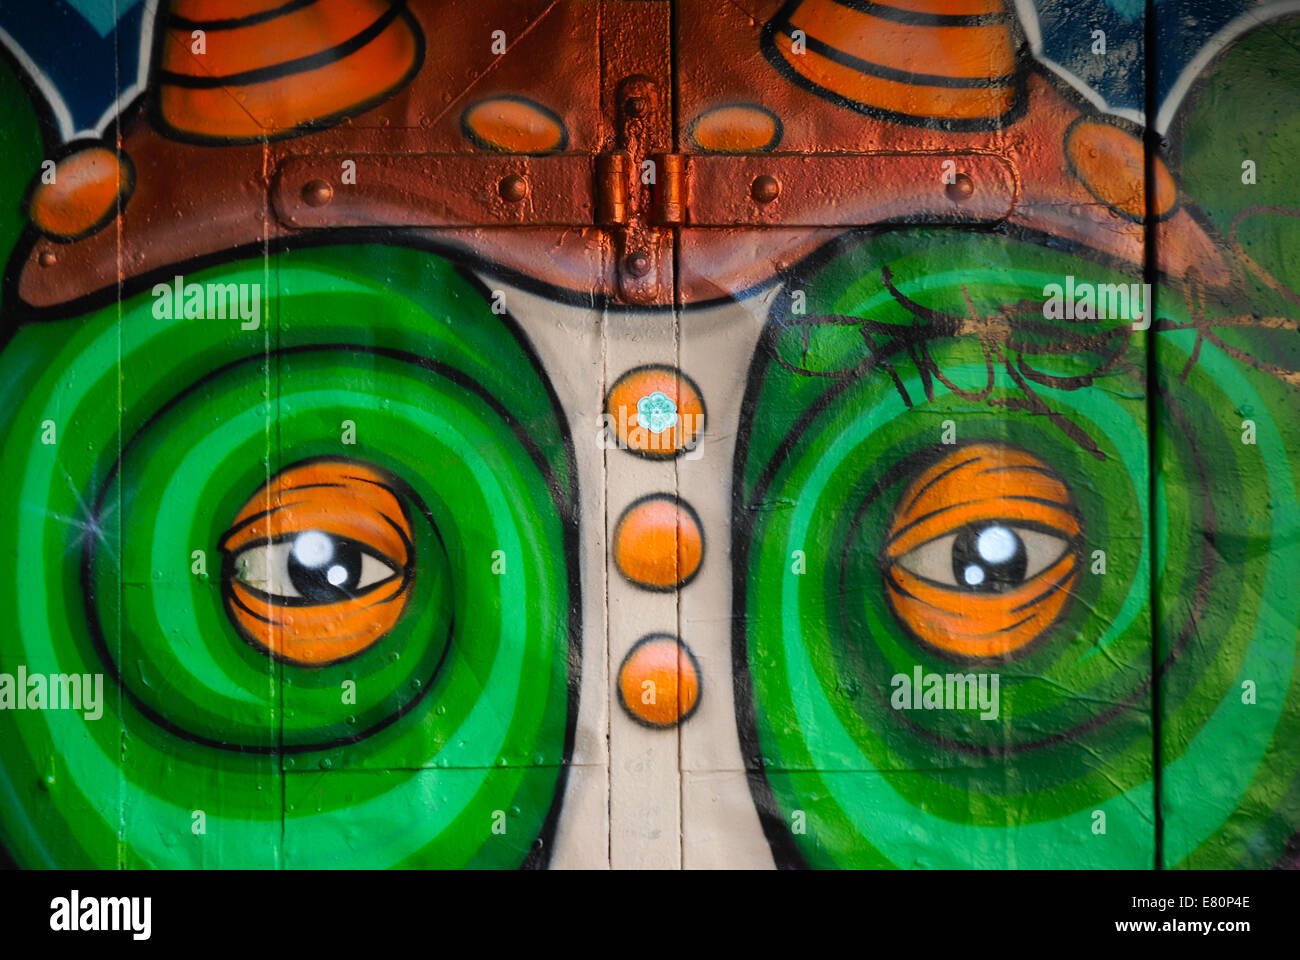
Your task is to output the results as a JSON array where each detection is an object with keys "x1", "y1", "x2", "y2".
[{"x1": 0, "y1": 0, "x2": 1297, "y2": 869}]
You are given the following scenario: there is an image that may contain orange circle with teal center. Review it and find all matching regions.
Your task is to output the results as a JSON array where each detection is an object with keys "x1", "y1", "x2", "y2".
[{"x1": 605, "y1": 365, "x2": 705, "y2": 459}]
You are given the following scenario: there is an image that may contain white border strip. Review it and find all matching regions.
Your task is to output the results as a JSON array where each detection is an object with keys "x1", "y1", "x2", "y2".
[
  {"x1": 1011, "y1": 0, "x2": 1146, "y2": 125},
  {"x1": 1155, "y1": 0, "x2": 1300, "y2": 132}
]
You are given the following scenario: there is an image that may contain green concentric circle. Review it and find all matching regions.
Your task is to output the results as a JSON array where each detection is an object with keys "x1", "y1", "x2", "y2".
[
  {"x1": 0, "y1": 246, "x2": 578, "y2": 868},
  {"x1": 736, "y1": 230, "x2": 1159, "y2": 868}
]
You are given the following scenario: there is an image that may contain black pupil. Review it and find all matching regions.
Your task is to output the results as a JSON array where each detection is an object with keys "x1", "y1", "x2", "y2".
[
  {"x1": 950, "y1": 523, "x2": 1027, "y2": 592},
  {"x1": 288, "y1": 531, "x2": 365, "y2": 601}
]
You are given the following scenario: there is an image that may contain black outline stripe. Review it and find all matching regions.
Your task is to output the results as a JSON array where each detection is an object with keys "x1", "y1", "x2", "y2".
[
  {"x1": 778, "y1": 20, "x2": 1017, "y2": 89},
  {"x1": 159, "y1": 0, "x2": 405, "y2": 89},
  {"x1": 1009, "y1": 559, "x2": 1077, "y2": 613},
  {"x1": 459, "y1": 95, "x2": 571, "y2": 156},
  {"x1": 887, "y1": 494, "x2": 1077, "y2": 549},
  {"x1": 145, "y1": 5, "x2": 424, "y2": 145},
  {"x1": 757, "y1": 0, "x2": 1029, "y2": 134},
  {"x1": 830, "y1": 0, "x2": 1010, "y2": 27},
  {"x1": 225, "y1": 543, "x2": 408, "y2": 609},
  {"x1": 81, "y1": 345, "x2": 573, "y2": 754},
  {"x1": 979, "y1": 464, "x2": 1063, "y2": 478},
  {"x1": 686, "y1": 102, "x2": 785, "y2": 154},
  {"x1": 217, "y1": 500, "x2": 309, "y2": 550},
  {"x1": 169, "y1": 0, "x2": 321, "y2": 32},
  {"x1": 884, "y1": 574, "x2": 1040, "y2": 632},
  {"x1": 902, "y1": 455, "x2": 980, "y2": 515}
]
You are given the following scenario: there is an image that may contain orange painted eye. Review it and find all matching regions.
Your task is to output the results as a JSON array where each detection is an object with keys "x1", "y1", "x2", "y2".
[
  {"x1": 882, "y1": 444, "x2": 1081, "y2": 660},
  {"x1": 219, "y1": 459, "x2": 414, "y2": 667}
]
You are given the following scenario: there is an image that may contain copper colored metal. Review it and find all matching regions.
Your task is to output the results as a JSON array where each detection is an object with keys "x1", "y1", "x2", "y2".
[
  {"x1": 653, "y1": 154, "x2": 685, "y2": 225},
  {"x1": 12, "y1": 0, "x2": 1230, "y2": 311},
  {"x1": 947, "y1": 173, "x2": 975, "y2": 202},
  {"x1": 274, "y1": 155, "x2": 593, "y2": 228},
  {"x1": 602, "y1": 10, "x2": 673, "y2": 305},
  {"x1": 615, "y1": 226, "x2": 666, "y2": 304},
  {"x1": 750, "y1": 174, "x2": 780, "y2": 204},
  {"x1": 499, "y1": 174, "x2": 530, "y2": 202},
  {"x1": 38, "y1": 250, "x2": 57, "y2": 268},
  {"x1": 625, "y1": 250, "x2": 652, "y2": 277},
  {"x1": 596, "y1": 152, "x2": 630, "y2": 226},
  {"x1": 302, "y1": 179, "x2": 334, "y2": 207},
  {"x1": 686, "y1": 154, "x2": 1017, "y2": 226},
  {"x1": 616, "y1": 77, "x2": 659, "y2": 141}
]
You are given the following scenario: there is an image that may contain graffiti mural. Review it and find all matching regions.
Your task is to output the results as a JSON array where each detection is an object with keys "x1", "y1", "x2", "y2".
[{"x1": 0, "y1": 0, "x2": 1296, "y2": 870}]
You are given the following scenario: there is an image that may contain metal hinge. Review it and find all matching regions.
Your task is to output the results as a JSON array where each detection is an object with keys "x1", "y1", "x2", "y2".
[
  {"x1": 595, "y1": 75, "x2": 678, "y2": 305},
  {"x1": 596, "y1": 151, "x2": 684, "y2": 228}
]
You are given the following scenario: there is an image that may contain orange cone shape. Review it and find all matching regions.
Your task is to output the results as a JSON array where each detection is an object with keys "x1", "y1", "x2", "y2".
[
  {"x1": 764, "y1": 0, "x2": 1025, "y2": 129},
  {"x1": 152, "y1": 0, "x2": 424, "y2": 143}
]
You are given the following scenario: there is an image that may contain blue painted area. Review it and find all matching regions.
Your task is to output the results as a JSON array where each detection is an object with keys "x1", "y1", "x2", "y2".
[
  {"x1": 66, "y1": 0, "x2": 144, "y2": 38},
  {"x1": 0, "y1": 0, "x2": 1290, "y2": 139},
  {"x1": 1034, "y1": 0, "x2": 1281, "y2": 115},
  {"x1": 0, "y1": 0, "x2": 146, "y2": 135}
]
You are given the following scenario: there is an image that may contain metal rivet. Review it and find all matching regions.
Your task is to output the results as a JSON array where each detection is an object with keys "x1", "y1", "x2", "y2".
[
  {"x1": 625, "y1": 251, "x2": 652, "y2": 278},
  {"x1": 302, "y1": 179, "x2": 333, "y2": 207},
  {"x1": 946, "y1": 173, "x2": 975, "y2": 202},
  {"x1": 499, "y1": 174, "x2": 529, "y2": 202},
  {"x1": 751, "y1": 174, "x2": 780, "y2": 204},
  {"x1": 624, "y1": 96, "x2": 648, "y2": 118},
  {"x1": 38, "y1": 250, "x2": 57, "y2": 267}
]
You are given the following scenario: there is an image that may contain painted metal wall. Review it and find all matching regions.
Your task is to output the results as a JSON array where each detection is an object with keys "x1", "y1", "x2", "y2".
[{"x1": 0, "y1": 0, "x2": 1297, "y2": 869}]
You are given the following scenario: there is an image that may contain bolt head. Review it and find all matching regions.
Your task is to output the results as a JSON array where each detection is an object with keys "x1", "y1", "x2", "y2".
[
  {"x1": 751, "y1": 174, "x2": 780, "y2": 204},
  {"x1": 38, "y1": 250, "x2": 57, "y2": 267},
  {"x1": 625, "y1": 251, "x2": 652, "y2": 278},
  {"x1": 499, "y1": 174, "x2": 529, "y2": 202},
  {"x1": 946, "y1": 173, "x2": 975, "y2": 201},
  {"x1": 302, "y1": 179, "x2": 334, "y2": 207}
]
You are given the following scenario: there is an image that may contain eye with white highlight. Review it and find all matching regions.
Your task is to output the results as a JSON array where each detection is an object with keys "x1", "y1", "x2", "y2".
[
  {"x1": 896, "y1": 522, "x2": 1070, "y2": 593},
  {"x1": 232, "y1": 530, "x2": 398, "y2": 603}
]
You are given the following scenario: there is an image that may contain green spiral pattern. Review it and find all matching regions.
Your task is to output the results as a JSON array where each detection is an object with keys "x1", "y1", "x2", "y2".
[
  {"x1": 735, "y1": 227, "x2": 1300, "y2": 867},
  {"x1": 735, "y1": 231, "x2": 1162, "y2": 868},
  {"x1": 1158, "y1": 13, "x2": 1300, "y2": 868},
  {"x1": 0, "y1": 245, "x2": 578, "y2": 868},
  {"x1": 734, "y1": 15, "x2": 1300, "y2": 872},
  {"x1": 1153, "y1": 315, "x2": 1300, "y2": 869}
]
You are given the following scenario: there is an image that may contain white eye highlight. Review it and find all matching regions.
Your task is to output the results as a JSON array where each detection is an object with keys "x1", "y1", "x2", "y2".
[{"x1": 232, "y1": 532, "x2": 398, "y2": 602}]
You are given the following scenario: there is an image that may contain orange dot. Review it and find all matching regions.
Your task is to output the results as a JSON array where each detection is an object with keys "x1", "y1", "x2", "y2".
[
  {"x1": 605, "y1": 365, "x2": 705, "y2": 459},
  {"x1": 29, "y1": 147, "x2": 133, "y2": 241},
  {"x1": 689, "y1": 104, "x2": 782, "y2": 153},
  {"x1": 617, "y1": 636, "x2": 701, "y2": 728},
  {"x1": 613, "y1": 495, "x2": 704, "y2": 590},
  {"x1": 1066, "y1": 120, "x2": 1177, "y2": 220},
  {"x1": 462, "y1": 97, "x2": 568, "y2": 154}
]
